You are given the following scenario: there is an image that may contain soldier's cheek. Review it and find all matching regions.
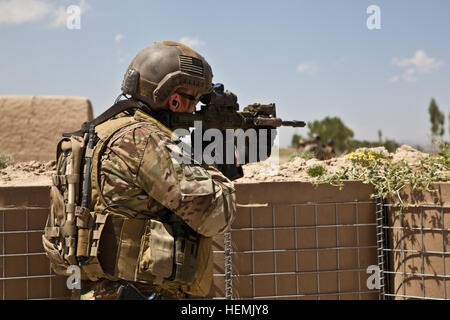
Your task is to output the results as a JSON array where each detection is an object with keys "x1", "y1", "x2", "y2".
[{"x1": 188, "y1": 103, "x2": 196, "y2": 114}]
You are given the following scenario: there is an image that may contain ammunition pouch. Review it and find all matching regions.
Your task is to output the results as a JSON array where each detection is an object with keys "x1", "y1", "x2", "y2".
[
  {"x1": 96, "y1": 214, "x2": 199, "y2": 288},
  {"x1": 139, "y1": 219, "x2": 175, "y2": 281},
  {"x1": 167, "y1": 222, "x2": 198, "y2": 284}
]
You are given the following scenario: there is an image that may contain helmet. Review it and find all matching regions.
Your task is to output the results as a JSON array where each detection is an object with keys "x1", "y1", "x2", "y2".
[{"x1": 121, "y1": 41, "x2": 213, "y2": 110}]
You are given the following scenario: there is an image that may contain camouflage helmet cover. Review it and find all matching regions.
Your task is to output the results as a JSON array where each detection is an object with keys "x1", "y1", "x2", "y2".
[{"x1": 121, "y1": 41, "x2": 213, "y2": 110}]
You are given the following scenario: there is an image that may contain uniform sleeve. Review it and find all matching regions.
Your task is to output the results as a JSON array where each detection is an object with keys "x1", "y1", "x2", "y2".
[{"x1": 136, "y1": 126, "x2": 236, "y2": 237}]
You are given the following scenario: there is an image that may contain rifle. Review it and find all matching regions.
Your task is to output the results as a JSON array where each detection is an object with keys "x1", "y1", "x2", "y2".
[
  {"x1": 152, "y1": 83, "x2": 306, "y2": 131},
  {"x1": 151, "y1": 83, "x2": 306, "y2": 180}
]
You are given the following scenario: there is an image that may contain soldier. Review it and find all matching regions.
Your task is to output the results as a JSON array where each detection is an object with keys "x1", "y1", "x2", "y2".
[
  {"x1": 50, "y1": 41, "x2": 237, "y2": 300},
  {"x1": 298, "y1": 138, "x2": 306, "y2": 151},
  {"x1": 324, "y1": 139, "x2": 336, "y2": 159},
  {"x1": 304, "y1": 134, "x2": 325, "y2": 160}
]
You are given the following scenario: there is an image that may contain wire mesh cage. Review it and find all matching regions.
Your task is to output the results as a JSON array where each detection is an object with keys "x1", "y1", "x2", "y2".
[
  {"x1": 376, "y1": 198, "x2": 450, "y2": 300},
  {"x1": 0, "y1": 207, "x2": 70, "y2": 300},
  {"x1": 213, "y1": 201, "x2": 381, "y2": 300},
  {"x1": 1, "y1": 182, "x2": 385, "y2": 300}
]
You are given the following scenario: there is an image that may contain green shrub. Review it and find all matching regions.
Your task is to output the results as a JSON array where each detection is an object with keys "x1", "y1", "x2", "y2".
[
  {"x1": 0, "y1": 153, "x2": 14, "y2": 169},
  {"x1": 307, "y1": 165, "x2": 326, "y2": 177}
]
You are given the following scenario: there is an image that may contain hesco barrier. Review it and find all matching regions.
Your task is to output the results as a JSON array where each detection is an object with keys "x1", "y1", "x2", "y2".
[
  {"x1": 0, "y1": 186, "x2": 71, "y2": 299},
  {"x1": 9, "y1": 181, "x2": 449, "y2": 300},
  {"x1": 377, "y1": 183, "x2": 450, "y2": 300},
  {"x1": 208, "y1": 181, "x2": 380, "y2": 300}
]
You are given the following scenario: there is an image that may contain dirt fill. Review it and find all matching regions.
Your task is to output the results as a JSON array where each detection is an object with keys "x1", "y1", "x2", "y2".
[
  {"x1": 0, "y1": 160, "x2": 55, "y2": 186},
  {"x1": 1, "y1": 144, "x2": 445, "y2": 187},
  {"x1": 235, "y1": 145, "x2": 445, "y2": 183}
]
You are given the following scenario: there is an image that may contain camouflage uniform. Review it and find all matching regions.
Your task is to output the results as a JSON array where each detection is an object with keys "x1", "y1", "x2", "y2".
[
  {"x1": 323, "y1": 146, "x2": 335, "y2": 160},
  {"x1": 81, "y1": 109, "x2": 236, "y2": 299},
  {"x1": 304, "y1": 143, "x2": 326, "y2": 160}
]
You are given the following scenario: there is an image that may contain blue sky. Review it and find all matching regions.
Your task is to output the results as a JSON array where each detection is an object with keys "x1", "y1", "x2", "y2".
[{"x1": 0, "y1": 0, "x2": 449, "y2": 148}]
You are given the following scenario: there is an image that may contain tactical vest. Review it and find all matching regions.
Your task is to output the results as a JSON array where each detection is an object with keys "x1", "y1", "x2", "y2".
[{"x1": 42, "y1": 102, "x2": 214, "y2": 296}]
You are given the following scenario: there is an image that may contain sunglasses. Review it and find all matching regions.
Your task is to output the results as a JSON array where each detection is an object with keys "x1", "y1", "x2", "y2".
[{"x1": 177, "y1": 92, "x2": 196, "y2": 101}]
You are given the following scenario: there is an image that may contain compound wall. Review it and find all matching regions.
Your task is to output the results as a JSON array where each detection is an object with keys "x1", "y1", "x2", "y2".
[
  {"x1": 0, "y1": 181, "x2": 381, "y2": 300},
  {"x1": 208, "y1": 181, "x2": 380, "y2": 300},
  {"x1": 0, "y1": 96, "x2": 93, "y2": 162}
]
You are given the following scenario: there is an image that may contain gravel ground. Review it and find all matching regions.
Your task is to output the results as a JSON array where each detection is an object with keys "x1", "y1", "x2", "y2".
[{"x1": 0, "y1": 145, "x2": 439, "y2": 186}]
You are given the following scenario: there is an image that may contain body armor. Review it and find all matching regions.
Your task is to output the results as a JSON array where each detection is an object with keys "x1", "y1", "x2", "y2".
[{"x1": 43, "y1": 105, "x2": 234, "y2": 297}]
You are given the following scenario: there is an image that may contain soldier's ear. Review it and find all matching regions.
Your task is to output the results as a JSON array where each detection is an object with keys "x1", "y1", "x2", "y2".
[{"x1": 168, "y1": 94, "x2": 180, "y2": 112}]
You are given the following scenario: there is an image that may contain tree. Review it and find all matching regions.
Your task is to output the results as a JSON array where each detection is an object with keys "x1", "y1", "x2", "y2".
[
  {"x1": 307, "y1": 117, "x2": 354, "y2": 153},
  {"x1": 378, "y1": 129, "x2": 383, "y2": 144},
  {"x1": 382, "y1": 138, "x2": 400, "y2": 153},
  {"x1": 290, "y1": 134, "x2": 303, "y2": 148},
  {"x1": 428, "y1": 98, "x2": 445, "y2": 138}
]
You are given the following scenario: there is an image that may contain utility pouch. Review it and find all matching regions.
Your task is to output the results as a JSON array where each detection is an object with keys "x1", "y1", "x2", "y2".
[
  {"x1": 41, "y1": 232, "x2": 69, "y2": 275},
  {"x1": 168, "y1": 223, "x2": 198, "y2": 285},
  {"x1": 138, "y1": 219, "x2": 175, "y2": 282}
]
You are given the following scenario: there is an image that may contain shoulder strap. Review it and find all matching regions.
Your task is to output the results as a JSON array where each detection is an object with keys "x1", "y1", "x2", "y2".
[{"x1": 63, "y1": 99, "x2": 149, "y2": 137}]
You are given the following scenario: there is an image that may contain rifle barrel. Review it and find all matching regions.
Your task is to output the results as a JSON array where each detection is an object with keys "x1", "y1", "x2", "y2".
[{"x1": 281, "y1": 120, "x2": 306, "y2": 127}]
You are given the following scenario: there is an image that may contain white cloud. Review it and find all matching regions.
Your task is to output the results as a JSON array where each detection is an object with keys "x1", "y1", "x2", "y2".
[
  {"x1": 0, "y1": 0, "x2": 90, "y2": 28},
  {"x1": 389, "y1": 75, "x2": 399, "y2": 83},
  {"x1": 0, "y1": 0, "x2": 51, "y2": 24},
  {"x1": 296, "y1": 62, "x2": 319, "y2": 74},
  {"x1": 390, "y1": 50, "x2": 444, "y2": 83},
  {"x1": 48, "y1": 5, "x2": 67, "y2": 28},
  {"x1": 179, "y1": 36, "x2": 206, "y2": 48},
  {"x1": 79, "y1": 0, "x2": 90, "y2": 13},
  {"x1": 392, "y1": 50, "x2": 443, "y2": 73},
  {"x1": 115, "y1": 33, "x2": 125, "y2": 43},
  {"x1": 114, "y1": 33, "x2": 130, "y2": 63},
  {"x1": 402, "y1": 68, "x2": 417, "y2": 83}
]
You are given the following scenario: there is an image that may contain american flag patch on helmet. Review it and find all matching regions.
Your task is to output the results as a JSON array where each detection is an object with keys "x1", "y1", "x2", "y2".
[{"x1": 179, "y1": 55, "x2": 204, "y2": 77}]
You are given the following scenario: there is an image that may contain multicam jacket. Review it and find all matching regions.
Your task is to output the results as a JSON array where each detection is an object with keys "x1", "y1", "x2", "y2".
[
  {"x1": 81, "y1": 108, "x2": 236, "y2": 297},
  {"x1": 98, "y1": 108, "x2": 236, "y2": 237}
]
